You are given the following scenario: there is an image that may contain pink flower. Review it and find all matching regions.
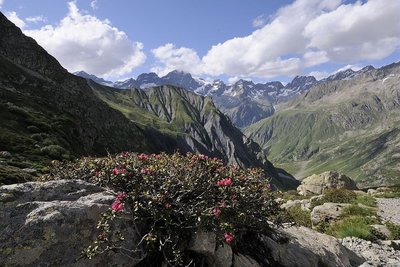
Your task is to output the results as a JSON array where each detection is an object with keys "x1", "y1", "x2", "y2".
[
  {"x1": 112, "y1": 199, "x2": 124, "y2": 212},
  {"x1": 155, "y1": 155, "x2": 161, "y2": 159},
  {"x1": 98, "y1": 232, "x2": 105, "y2": 241},
  {"x1": 95, "y1": 171, "x2": 101, "y2": 177},
  {"x1": 165, "y1": 203, "x2": 172, "y2": 209},
  {"x1": 216, "y1": 178, "x2": 233, "y2": 186},
  {"x1": 224, "y1": 232, "x2": 234, "y2": 244},
  {"x1": 224, "y1": 178, "x2": 232, "y2": 186},
  {"x1": 116, "y1": 192, "x2": 127, "y2": 200},
  {"x1": 137, "y1": 153, "x2": 149, "y2": 160},
  {"x1": 112, "y1": 168, "x2": 126, "y2": 175},
  {"x1": 213, "y1": 207, "x2": 221, "y2": 217},
  {"x1": 112, "y1": 167, "x2": 120, "y2": 175}
]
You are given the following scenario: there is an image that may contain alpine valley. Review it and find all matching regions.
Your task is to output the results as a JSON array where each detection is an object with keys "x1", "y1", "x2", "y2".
[
  {"x1": 0, "y1": 12, "x2": 297, "y2": 189},
  {"x1": 75, "y1": 61, "x2": 400, "y2": 188},
  {"x1": 1, "y1": 10, "x2": 400, "y2": 190}
]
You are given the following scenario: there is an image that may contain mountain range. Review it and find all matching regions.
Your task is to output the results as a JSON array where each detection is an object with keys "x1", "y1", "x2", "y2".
[
  {"x1": 76, "y1": 62, "x2": 400, "y2": 188},
  {"x1": 0, "y1": 12, "x2": 297, "y2": 189},
  {"x1": 76, "y1": 66, "x2": 379, "y2": 128},
  {"x1": 245, "y1": 62, "x2": 400, "y2": 188},
  {"x1": 75, "y1": 70, "x2": 321, "y2": 127}
]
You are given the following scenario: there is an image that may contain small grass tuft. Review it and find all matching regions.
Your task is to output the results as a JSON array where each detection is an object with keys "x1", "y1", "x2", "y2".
[{"x1": 326, "y1": 216, "x2": 377, "y2": 240}]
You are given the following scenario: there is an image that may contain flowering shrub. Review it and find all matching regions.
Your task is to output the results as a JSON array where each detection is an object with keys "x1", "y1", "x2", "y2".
[{"x1": 44, "y1": 152, "x2": 280, "y2": 265}]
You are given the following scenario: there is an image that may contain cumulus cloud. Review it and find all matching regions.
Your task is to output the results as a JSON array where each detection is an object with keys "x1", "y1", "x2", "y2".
[
  {"x1": 5, "y1": 11, "x2": 26, "y2": 29},
  {"x1": 151, "y1": 43, "x2": 202, "y2": 76},
  {"x1": 335, "y1": 64, "x2": 362, "y2": 73},
  {"x1": 153, "y1": 0, "x2": 400, "y2": 80},
  {"x1": 304, "y1": 0, "x2": 400, "y2": 63},
  {"x1": 24, "y1": 2, "x2": 145, "y2": 78},
  {"x1": 26, "y1": 16, "x2": 47, "y2": 23}
]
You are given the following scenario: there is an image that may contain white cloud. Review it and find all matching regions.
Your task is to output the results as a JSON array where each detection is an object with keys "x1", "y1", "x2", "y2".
[
  {"x1": 200, "y1": 0, "x2": 341, "y2": 78},
  {"x1": 304, "y1": 0, "x2": 400, "y2": 63},
  {"x1": 90, "y1": 0, "x2": 98, "y2": 10},
  {"x1": 26, "y1": 16, "x2": 47, "y2": 23},
  {"x1": 0, "y1": 0, "x2": 4, "y2": 7},
  {"x1": 252, "y1": 14, "x2": 268, "y2": 28},
  {"x1": 24, "y1": 2, "x2": 145, "y2": 78},
  {"x1": 152, "y1": 0, "x2": 400, "y2": 80},
  {"x1": 5, "y1": 11, "x2": 26, "y2": 29},
  {"x1": 335, "y1": 64, "x2": 362, "y2": 73},
  {"x1": 151, "y1": 43, "x2": 202, "y2": 76},
  {"x1": 303, "y1": 50, "x2": 329, "y2": 68}
]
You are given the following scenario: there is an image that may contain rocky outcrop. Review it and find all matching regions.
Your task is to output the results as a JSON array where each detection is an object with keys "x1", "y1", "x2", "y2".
[
  {"x1": 311, "y1": 202, "x2": 351, "y2": 225},
  {"x1": 341, "y1": 237, "x2": 400, "y2": 266},
  {"x1": 0, "y1": 179, "x2": 138, "y2": 266},
  {"x1": 1, "y1": 180, "x2": 368, "y2": 267},
  {"x1": 297, "y1": 171, "x2": 358, "y2": 195},
  {"x1": 262, "y1": 226, "x2": 364, "y2": 267}
]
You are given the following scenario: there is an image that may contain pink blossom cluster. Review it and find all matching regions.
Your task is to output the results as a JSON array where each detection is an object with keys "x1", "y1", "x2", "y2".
[
  {"x1": 112, "y1": 167, "x2": 126, "y2": 175},
  {"x1": 111, "y1": 192, "x2": 127, "y2": 212},
  {"x1": 224, "y1": 232, "x2": 234, "y2": 244},
  {"x1": 137, "y1": 153, "x2": 149, "y2": 160},
  {"x1": 216, "y1": 178, "x2": 232, "y2": 186},
  {"x1": 213, "y1": 207, "x2": 221, "y2": 217}
]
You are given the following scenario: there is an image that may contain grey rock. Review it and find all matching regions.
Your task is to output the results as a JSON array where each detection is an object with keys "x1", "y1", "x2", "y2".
[
  {"x1": 262, "y1": 226, "x2": 364, "y2": 267},
  {"x1": 371, "y1": 224, "x2": 391, "y2": 239},
  {"x1": 377, "y1": 198, "x2": 400, "y2": 225},
  {"x1": 297, "y1": 171, "x2": 358, "y2": 195},
  {"x1": 0, "y1": 179, "x2": 139, "y2": 266},
  {"x1": 281, "y1": 199, "x2": 311, "y2": 211},
  {"x1": 233, "y1": 253, "x2": 261, "y2": 267},
  {"x1": 342, "y1": 237, "x2": 400, "y2": 266},
  {"x1": 189, "y1": 231, "x2": 216, "y2": 257},
  {"x1": 212, "y1": 244, "x2": 232, "y2": 267},
  {"x1": 311, "y1": 202, "x2": 350, "y2": 225}
]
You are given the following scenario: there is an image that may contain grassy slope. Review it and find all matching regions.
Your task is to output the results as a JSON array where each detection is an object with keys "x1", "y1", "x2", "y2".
[{"x1": 245, "y1": 68, "x2": 400, "y2": 187}]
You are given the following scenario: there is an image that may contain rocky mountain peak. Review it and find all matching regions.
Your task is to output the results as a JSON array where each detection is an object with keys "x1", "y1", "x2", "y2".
[{"x1": 73, "y1": 71, "x2": 114, "y2": 86}]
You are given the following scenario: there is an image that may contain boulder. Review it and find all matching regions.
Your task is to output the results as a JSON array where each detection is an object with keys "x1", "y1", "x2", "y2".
[
  {"x1": 262, "y1": 226, "x2": 364, "y2": 267},
  {"x1": 311, "y1": 202, "x2": 350, "y2": 225},
  {"x1": 0, "y1": 179, "x2": 140, "y2": 266},
  {"x1": 281, "y1": 199, "x2": 311, "y2": 211},
  {"x1": 371, "y1": 224, "x2": 391, "y2": 240},
  {"x1": 297, "y1": 171, "x2": 358, "y2": 195}
]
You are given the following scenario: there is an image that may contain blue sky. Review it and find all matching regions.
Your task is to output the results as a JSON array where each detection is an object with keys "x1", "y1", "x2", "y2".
[{"x1": 1, "y1": 0, "x2": 399, "y2": 83}]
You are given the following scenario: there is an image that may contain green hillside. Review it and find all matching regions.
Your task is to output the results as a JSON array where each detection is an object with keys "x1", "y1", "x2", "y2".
[{"x1": 245, "y1": 64, "x2": 400, "y2": 188}]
